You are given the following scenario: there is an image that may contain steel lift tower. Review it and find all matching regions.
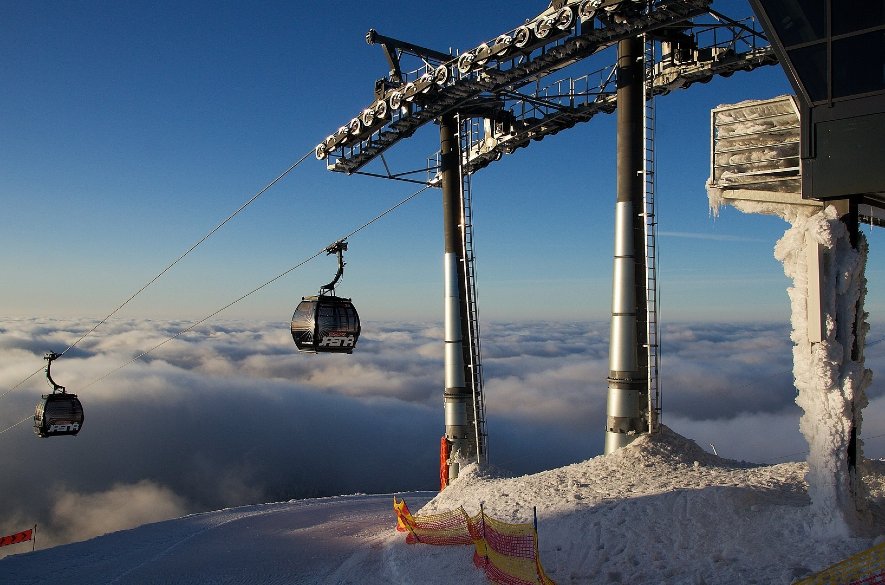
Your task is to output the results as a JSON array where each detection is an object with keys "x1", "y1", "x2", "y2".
[
  {"x1": 314, "y1": 0, "x2": 777, "y2": 481},
  {"x1": 606, "y1": 33, "x2": 650, "y2": 453},
  {"x1": 439, "y1": 113, "x2": 478, "y2": 476}
]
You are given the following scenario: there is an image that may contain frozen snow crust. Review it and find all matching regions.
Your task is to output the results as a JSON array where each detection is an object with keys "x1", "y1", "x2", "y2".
[{"x1": 3, "y1": 427, "x2": 884, "y2": 584}]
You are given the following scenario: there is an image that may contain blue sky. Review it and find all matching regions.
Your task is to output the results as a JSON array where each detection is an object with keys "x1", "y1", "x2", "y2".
[
  {"x1": 1, "y1": 2, "x2": 884, "y2": 550},
  {"x1": 1, "y1": 0, "x2": 881, "y2": 324}
]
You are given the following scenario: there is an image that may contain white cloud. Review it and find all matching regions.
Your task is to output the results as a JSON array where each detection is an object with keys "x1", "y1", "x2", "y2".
[
  {"x1": 0, "y1": 317, "x2": 880, "y2": 554},
  {"x1": 49, "y1": 481, "x2": 189, "y2": 548},
  {"x1": 658, "y1": 230, "x2": 769, "y2": 243}
]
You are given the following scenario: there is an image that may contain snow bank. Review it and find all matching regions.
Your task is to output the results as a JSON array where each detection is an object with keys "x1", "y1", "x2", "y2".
[
  {"x1": 406, "y1": 426, "x2": 881, "y2": 584},
  {"x1": 4, "y1": 429, "x2": 884, "y2": 584}
]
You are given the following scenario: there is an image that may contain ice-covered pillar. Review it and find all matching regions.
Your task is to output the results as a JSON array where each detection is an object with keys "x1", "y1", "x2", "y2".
[
  {"x1": 605, "y1": 35, "x2": 649, "y2": 454},
  {"x1": 775, "y1": 203, "x2": 872, "y2": 534},
  {"x1": 707, "y1": 97, "x2": 874, "y2": 534},
  {"x1": 439, "y1": 114, "x2": 471, "y2": 482}
]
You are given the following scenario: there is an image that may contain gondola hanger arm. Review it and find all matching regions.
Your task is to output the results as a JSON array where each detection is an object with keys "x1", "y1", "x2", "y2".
[
  {"x1": 320, "y1": 240, "x2": 348, "y2": 294},
  {"x1": 44, "y1": 352, "x2": 66, "y2": 394}
]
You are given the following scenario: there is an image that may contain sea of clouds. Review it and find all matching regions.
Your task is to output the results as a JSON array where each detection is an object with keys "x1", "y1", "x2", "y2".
[{"x1": 0, "y1": 317, "x2": 882, "y2": 554}]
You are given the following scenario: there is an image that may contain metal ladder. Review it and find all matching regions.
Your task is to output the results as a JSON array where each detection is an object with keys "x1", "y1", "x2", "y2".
[
  {"x1": 458, "y1": 116, "x2": 488, "y2": 463},
  {"x1": 643, "y1": 34, "x2": 661, "y2": 434}
]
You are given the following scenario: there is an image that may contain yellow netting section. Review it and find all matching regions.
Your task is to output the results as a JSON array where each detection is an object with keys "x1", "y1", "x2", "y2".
[
  {"x1": 394, "y1": 497, "x2": 556, "y2": 585},
  {"x1": 794, "y1": 541, "x2": 885, "y2": 585},
  {"x1": 473, "y1": 514, "x2": 555, "y2": 585},
  {"x1": 394, "y1": 498, "x2": 475, "y2": 545}
]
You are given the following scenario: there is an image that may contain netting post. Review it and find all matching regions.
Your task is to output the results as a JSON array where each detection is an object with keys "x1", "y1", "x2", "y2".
[{"x1": 479, "y1": 502, "x2": 488, "y2": 563}]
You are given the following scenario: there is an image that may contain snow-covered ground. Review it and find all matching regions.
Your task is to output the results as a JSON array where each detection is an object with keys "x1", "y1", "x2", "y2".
[
  {"x1": 0, "y1": 492, "x2": 439, "y2": 585},
  {"x1": 3, "y1": 427, "x2": 883, "y2": 584}
]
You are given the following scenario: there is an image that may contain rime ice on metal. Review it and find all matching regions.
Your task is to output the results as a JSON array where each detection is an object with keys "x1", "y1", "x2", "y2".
[{"x1": 707, "y1": 97, "x2": 873, "y2": 534}]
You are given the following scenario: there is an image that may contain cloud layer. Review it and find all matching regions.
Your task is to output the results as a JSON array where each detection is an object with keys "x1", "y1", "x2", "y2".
[{"x1": 0, "y1": 317, "x2": 882, "y2": 554}]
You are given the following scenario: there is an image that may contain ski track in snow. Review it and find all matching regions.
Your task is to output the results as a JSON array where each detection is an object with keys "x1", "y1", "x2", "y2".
[{"x1": 1, "y1": 493, "x2": 436, "y2": 585}]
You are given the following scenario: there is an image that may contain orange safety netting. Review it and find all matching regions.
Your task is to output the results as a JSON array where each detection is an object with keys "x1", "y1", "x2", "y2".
[
  {"x1": 394, "y1": 497, "x2": 555, "y2": 585},
  {"x1": 472, "y1": 513, "x2": 555, "y2": 585},
  {"x1": 794, "y1": 541, "x2": 885, "y2": 585},
  {"x1": 394, "y1": 496, "x2": 476, "y2": 545}
]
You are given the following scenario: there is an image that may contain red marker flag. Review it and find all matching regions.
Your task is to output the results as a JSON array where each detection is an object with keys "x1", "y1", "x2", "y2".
[{"x1": 0, "y1": 528, "x2": 33, "y2": 547}]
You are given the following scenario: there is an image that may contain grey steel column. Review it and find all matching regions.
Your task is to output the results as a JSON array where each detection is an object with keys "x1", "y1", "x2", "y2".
[
  {"x1": 440, "y1": 114, "x2": 471, "y2": 480},
  {"x1": 605, "y1": 36, "x2": 649, "y2": 454}
]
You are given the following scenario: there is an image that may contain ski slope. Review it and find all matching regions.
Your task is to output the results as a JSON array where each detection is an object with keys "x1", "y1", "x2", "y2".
[
  {"x1": 0, "y1": 493, "x2": 447, "y2": 585},
  {"x1": 3, "y1": 428, "x2": 884, "y2": 584}
]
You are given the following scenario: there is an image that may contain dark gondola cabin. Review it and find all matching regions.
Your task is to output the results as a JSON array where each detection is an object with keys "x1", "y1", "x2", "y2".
[
  {"x1": 291, "y1": 295, "x2": 361, "y2": 353},
  {"x1": 291, "y1": 240, "x2": 362, "y2": 354},
  {"x1": 34, "y1": 393, "x2": 84, "y2": 437},
  {"x1": 35, "y1": 351, "x2": 84, "y2": 437}
]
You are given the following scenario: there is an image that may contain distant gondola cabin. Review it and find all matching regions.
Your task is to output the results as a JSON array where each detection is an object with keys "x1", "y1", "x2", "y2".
[
  {"x1": 291, "y1": 295, "x2": 361, "y2": 353},
  {"x1": 34, "y1": 392, "x2": 84, "y2": 437}
]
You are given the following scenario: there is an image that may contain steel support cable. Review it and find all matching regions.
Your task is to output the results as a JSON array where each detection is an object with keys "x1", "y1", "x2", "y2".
[
  {"x1": 0, "y1": 368, "x2": 44, "y2": 402},
  {"x1": 78, "y1": 252, "x2": 326, "y2": 391},
  {"x1": 0, "y1": 415, "x2": 33, "y2": 436},
  {"x1": 0, "y1": 149, "x2": 313, "y2": 404},
  {"x1": 0, "y1": 183, "x2": 432, "y2": 435},
  {"x1": 77, "y1": 183, "x2": 432, "y2": 392},
  {"x1": 58, "y1": 149, "x2": 314, "y2": 357}
]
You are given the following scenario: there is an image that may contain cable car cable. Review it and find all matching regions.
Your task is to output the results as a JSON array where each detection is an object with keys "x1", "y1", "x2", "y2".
[
  {"x1": 79, "y1": 183, "x2": 432, "y2": 391},
  {"x1": 0, "y1": 415, "x2": 33, "y2": 436},
  {"x1": 80, "y1": 250, "x2": 327, "y2": 390},
  {"x1": 1, "y1": 182, "x2": 431, "y2": 435},
  {"x1": 0, "y1": 368, "x2": 44, "y2": 402},
  {"x1": 0, "y1": 148, "x2": 313, "y2": 403},
  {"x1": 56, "y1": 148, "x2": 315, "y2": 359}
]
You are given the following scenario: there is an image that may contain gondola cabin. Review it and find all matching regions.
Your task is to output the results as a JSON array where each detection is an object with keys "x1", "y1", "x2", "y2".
[
  {"x1": 291, "y1": 295, "x2": 361, "y2": 354},
  {"x1": 34, "y1": 392, "x2": 84, "y2": 437},
  {"x1": 36, "y1": 351, "x2": 84, "y2": 438}
]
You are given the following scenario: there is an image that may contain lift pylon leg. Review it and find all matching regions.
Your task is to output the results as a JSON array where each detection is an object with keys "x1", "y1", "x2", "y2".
[
  {"x1": 605, "y1": 35, "x2": 650, "y2": 454},
  {"x1": 440, "y1": 114, "x2": 472, "y2": 480}
]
